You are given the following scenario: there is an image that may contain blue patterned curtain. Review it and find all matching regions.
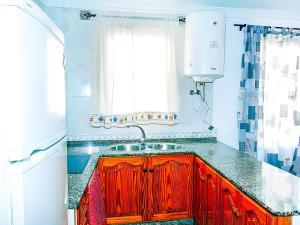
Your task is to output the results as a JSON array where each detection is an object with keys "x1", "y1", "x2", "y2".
[
  {"x1": 239, "y1": 25, "x2": 300, "y2": 177},
  {"x1": 238, "y1": 25, "x2": 266, "y2": 157}
]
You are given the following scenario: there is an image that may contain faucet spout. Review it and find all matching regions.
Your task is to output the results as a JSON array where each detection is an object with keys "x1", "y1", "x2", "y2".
[{"x1": 126, "y1": 125, "x2": 146, "y2": 144}]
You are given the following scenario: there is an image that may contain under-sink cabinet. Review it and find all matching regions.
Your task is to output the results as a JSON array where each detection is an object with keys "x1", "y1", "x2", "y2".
[
  {"x1": 99, "y1": 155, "x2": 193, "y2": 224},
  {"x1": 99, "y1": 156, "x2": 147, "y2": 224},
  {"x1": 75, "y1": 154, "x2": 292, "y2": 225},
  {"x1": 148, "y1": 155, "x2": 193, "y2": 221}
]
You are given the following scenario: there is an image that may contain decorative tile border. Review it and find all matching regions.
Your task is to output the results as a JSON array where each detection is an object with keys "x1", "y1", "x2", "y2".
[
  {"x1": 90, "y1": 112, "x2": 178, "y2": 128},
  {"x1": 67, "y1": 130, "x2": 218, "y2": 142}
]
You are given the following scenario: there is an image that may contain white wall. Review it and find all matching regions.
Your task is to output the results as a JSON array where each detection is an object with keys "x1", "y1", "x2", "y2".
[
  {"x1": 43, "y1": 4, "x2": 300, "y2": 144},
  {"x1": 45, "y1": 7, "x2": 215, "y2": 140},
  {"x1": 212, "y1": 21, "x2": 243, "y2": 149}
]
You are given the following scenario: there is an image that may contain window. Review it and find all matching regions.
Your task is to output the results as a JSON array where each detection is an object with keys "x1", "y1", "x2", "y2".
[{"x1": 90, "y1": 18, "x2": 179, "y2": 128}]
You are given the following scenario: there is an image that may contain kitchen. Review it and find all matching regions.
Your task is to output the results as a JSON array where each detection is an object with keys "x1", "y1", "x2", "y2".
[{"x1": 1, "y1": 0, "x2": 300, "y2": 225}]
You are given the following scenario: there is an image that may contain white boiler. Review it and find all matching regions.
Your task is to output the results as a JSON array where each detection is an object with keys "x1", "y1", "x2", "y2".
[{"x1": 184, "y1": 11, "x2": 225, "y2": 82}]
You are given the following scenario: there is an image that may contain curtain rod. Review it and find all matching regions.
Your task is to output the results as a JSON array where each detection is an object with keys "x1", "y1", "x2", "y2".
[
  {"x1": 79, "y1": 10, "x2": 185, "y2": 22},
  {"x1": 234, "y1": 23, "x2": 300, "y2": 31}
]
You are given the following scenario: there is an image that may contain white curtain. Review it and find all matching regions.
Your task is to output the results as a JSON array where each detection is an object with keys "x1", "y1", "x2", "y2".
[
  {"x1": 257, "y1": 34, "x2": 300, "y2": 171},
  {"x1": 90, "y1": 17, "x2": 179, "y2": 128}
]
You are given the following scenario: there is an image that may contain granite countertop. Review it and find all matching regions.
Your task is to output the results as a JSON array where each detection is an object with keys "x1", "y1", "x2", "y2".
[{"x1": 67, "y1": 139, "x2": 300, "y2": 217}]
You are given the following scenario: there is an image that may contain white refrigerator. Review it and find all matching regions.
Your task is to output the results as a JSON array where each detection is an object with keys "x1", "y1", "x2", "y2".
[{"x1": 0, "y1": 0, "x2": 67, "y2": 224}]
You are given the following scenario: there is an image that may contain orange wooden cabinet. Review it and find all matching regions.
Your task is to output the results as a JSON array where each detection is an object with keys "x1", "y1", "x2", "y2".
[
  {"x1": 77, "y1": 189, "x2": 90, "y2": 225},
  {"x1": 193, "y1": 156, "x2": 292, "y2": 225},
  {"x1": 194, "y1": 157, "x2": 207, "y2": 225},
  {"x1": 241, "y1": 194, "x2": 267, "y2": 225},
  {"x1": 220, "y1": 178, "x2": 243, "y2": 225},
  {"x1": 242, "y1": 194, "x2": 292, "y2": 225},
  {"x1": 76, "y1": 169, "x2": 106, "y2": 225},
  {"x1": 206, "y1": 165, "x2": 221, "y2": 225},
  {"x1": 147, "y1": 155, "x2": 193, "y2": 221},
  {"x1": 194, "y1": 158, "x2": 220, "y2": 225},
  {"x1": 98, "y1": 155, "x2": 193, "y2": 224},
  {"x1": 98, "y1": 157, "x2": 147, "y2": 224}
]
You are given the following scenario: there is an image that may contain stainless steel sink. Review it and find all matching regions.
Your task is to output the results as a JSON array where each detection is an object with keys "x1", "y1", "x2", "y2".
[
  {"x1": 147, "y1": 143, "x2": 181, "y2": 150},
  {"x1": 110, "y1": 144, "x2": 146, "y2": 151}
]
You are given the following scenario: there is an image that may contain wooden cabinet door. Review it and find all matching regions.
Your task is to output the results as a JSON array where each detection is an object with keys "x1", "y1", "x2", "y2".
[
  {"x1": 220, "y1": 179, "x2": 242, "y2": 225},
  {"x1": 242, "y1": 194, "x2": 267, "y2": 225},
  {"x1": 206, "y1": 165, "x2": 220, "y2": 225},
  {"x1": 76, "y1": 169, "x2": 106, "y2": 225},
  {"x1": 87, "y1": 169, "x2": 106, "y2": 225},
  {"x1": 194, "y1": 157, "x2": 207, "y2": 225},
  {"x1": 99, "y1": 157, "x2": 147, "y2": 224},
  {"x1": 77, "y1": 189, "x2": 90, "y2": 225},
  {"x1": 148, "y1": 155, "x2": 193, "y2": 221}
]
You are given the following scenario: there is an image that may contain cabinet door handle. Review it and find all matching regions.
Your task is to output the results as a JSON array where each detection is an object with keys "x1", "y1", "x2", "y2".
[
  {"x1": 149, "y1": 169, "x2": 154, "y2": 173},
  {"x1": 143, "y1": 169, "x2": 148, "y2": 173}
]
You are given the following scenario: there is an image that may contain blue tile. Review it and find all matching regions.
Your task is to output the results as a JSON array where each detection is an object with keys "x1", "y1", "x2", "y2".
[
  {"x1": 241, "y1": 54, "x2": 245, "y2": 68},
  {"x1": 245, "y1": 123, "x2": 250, "y2": 132},
  {"x1": 266, "y1": 153, "x2": 283, "y2": 168},
  {"x1": 248, "y1": 106, "x2": 256, "y2": 120},
  {"x1": 240, "y1": 79, "x2": 246, "y2": 88},
  {"x1": 240, "y1": 122, "x2": 246, "y2": 130},
  {"x1": 248, "y1": 64, "x2": 254, "y2": 78}
]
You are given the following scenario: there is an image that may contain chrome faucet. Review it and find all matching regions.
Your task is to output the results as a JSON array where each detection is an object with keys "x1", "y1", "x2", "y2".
[{"x1": 126, "y1": 125, "x2": 146, "y2": 144}]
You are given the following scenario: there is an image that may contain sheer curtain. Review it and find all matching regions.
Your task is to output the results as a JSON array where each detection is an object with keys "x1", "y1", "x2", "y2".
[
  {"x1": 239, "y1": 26, "x2": 300, "y2": 176},
  {"x1": 90, "y1": 17, "x2": 179, "y2": 128},
  {"x1": 257, "y1": 34, "x2": 300, "y2": 173}
]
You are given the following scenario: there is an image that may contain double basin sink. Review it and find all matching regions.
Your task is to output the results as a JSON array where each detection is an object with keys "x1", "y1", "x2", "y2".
[
  {"x1": 68, "y1": 143, "x2": 181, "y2": 174},
  {"x1": 110, "y1": 143, "x2": 181, "y2": 151}
]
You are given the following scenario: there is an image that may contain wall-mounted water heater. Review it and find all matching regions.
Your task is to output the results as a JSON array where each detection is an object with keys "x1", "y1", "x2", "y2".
[{"x1": 184, "y1": 11, "x2": 225, "y2": 83}]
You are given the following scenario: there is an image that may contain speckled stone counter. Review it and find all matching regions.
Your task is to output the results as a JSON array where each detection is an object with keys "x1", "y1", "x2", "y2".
[{"x1": 67, "y1": 139, "x2": 300, "y2": 217}]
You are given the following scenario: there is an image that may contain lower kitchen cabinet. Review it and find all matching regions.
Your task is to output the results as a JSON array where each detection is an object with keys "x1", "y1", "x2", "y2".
[
  {"x1": 75, "y1": 154, "x2": 293, "y2": 225},
  {"x1": 77, "y1": 169, "x2": 106, "y2": 225},
  {"x1": 242, "y1": 194, "x2": 292, "y2": 225},
  {"x1": 77, "y1": 189, "x2": 90, "y2": 225},
  {"x1": 98, "y1": 157, "x2": 147, "y2": 224},
  {"x1": 194, "y1": 157, "x2": 207, "y2": 225},
  {"x1": 193, "y1": 156, "x2": 292, "y2": 225},
  {"x1": 99, "y1": 155, "x2": 193, "y2": 223},
  {"x1": 207, "y1": 165, "x2": 220, "y2": 225},
  {"x1": 194, "y1": 158, "x2": 220, "y2": 225},
  {"x1": 148, "y1": 155, "x2": 193, "y2": 221},
  {"x1": 242, "y1": 194, "x2": 267, "y2": 225},
  {"x1": 220, "y1": 178, "x2": 242, "y2": 225}
]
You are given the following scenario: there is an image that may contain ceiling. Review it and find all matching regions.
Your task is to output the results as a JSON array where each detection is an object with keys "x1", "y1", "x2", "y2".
[{"x1": 41, "y1": 0, "x2": 300, "y2": 14}]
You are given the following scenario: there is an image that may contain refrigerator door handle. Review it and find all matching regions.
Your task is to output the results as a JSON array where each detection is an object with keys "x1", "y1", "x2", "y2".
[{"x1": 10, "y1": 135, "x2": 66, "y2": 164}]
